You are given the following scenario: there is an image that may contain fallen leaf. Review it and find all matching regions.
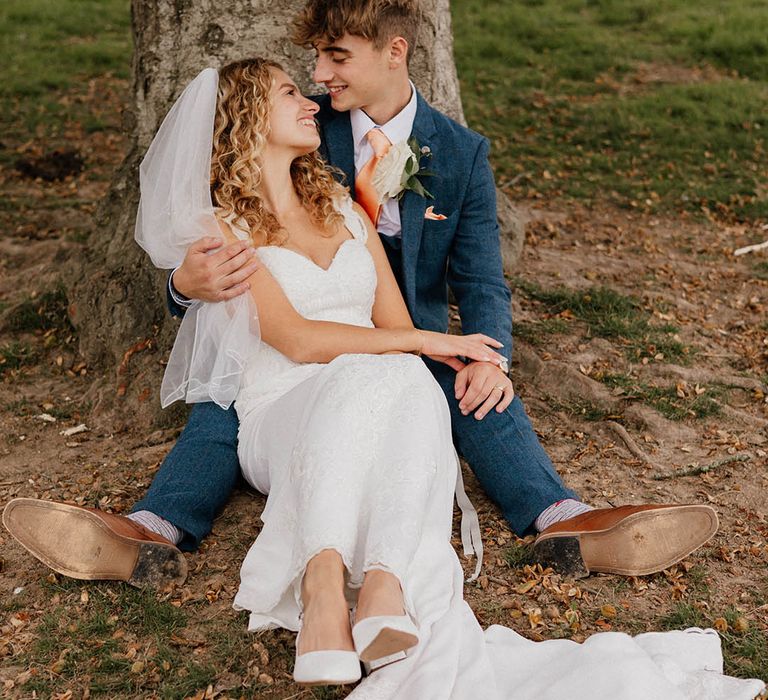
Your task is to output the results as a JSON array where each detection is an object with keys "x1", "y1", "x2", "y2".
[
  {"x1": 733, "y1": 617, "x2": 749, "y2": 633},
  {"x1": 713, "y1": 617, "x2": 728, "y2": 632}
]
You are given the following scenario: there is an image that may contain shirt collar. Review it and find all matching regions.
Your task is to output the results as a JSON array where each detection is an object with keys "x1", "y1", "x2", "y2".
[{"x1": 350, "y1": 81, "x2": 418, "y2": 150}]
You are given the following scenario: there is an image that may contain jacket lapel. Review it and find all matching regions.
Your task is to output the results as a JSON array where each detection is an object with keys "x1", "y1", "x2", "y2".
[
  {"x1": 320, "y1": 110, "x2": 356, "y2": 196},
  {"x1": 400, "y1": 93, "x2": 437, "y2": 311}
]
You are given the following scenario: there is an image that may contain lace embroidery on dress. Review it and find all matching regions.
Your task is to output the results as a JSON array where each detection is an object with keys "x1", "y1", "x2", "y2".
[
  {"x1": 226, "y1": 194, "x2": 762, "y2": 700},
  {"x1": 336, "y1": 194, "x2": 369, "y2": 243}
]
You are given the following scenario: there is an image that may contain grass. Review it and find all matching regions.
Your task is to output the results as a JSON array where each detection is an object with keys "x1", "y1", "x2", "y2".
[
  {"x1": 753, "y1": 261, "x2": 768, "y2": 281},
  {"x1": 505, "y1": 540, "x2": 536, "y2": 568},
  {"x1": 3, "y1": 1, "x2": 767, "y2": 694},
  {"x1": 452, "y1": 0, "x2": 768, "y2": 219},
  {"x1": 600, "y1": 372, "x2": 724, "y2": 420},
  {"x1": 659, "y1": 603, "x2": 768, "y2": 681},
  {"x1": 3, "y1": 287, "x2": 73, "y2": 333},
  {"x1": 1, "y1": 0, "x2": 130, "y2": 97},
  {"x1": 311, "y1": 688, "x2": 350, "y2": 699},
  {"x1": 3, "y1": 1, "x2": 766, "y2": 219},
  {"x1": 546, "y1": 396, "x2": 614, "y2": 422},
  {"x1": 0, "y1": 341, "x2": 38, "y2": 374},
  {"x1": 513, "y1": 317, "x2": 570, "y2": 345},
  {"x1": 19, "y1": 580, "x2": 266, "y2": 699},
  {"x1": 1, "y1": 0, "x2": 130, "y2": 150},
  {"x1": 539, "y1": 369, "x2": 723, "y2": 423},
  {"x1": 685, "y1": 564, "x2": 711, "y2": 597},
  {"x1": 512, "y1": 279, "x2": 690, "y2": 362},
  {"x1": 658, "y1": 601, "x2": 707, "y2": 629}
]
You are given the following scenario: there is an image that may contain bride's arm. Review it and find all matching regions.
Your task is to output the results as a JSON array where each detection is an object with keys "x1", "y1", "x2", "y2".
[
  {"x1": 356, "y1": 205, "x2": 482, "y2": 371},
  {"x1": 218, "y1": 220, "x2": 504, "y2": 366}
]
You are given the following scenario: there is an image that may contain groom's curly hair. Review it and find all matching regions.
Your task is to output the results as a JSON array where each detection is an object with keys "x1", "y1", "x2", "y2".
[
  {"x1": 211, "y1": 58, "x2": 345, "y2": 246},
  {"x1": 291, "y1": 0, "x2": 421, "y2": 63}
]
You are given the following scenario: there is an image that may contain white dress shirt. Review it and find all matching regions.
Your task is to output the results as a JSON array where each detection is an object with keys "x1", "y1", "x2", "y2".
[
  {"x1": 350, "y1": 82, "x2": 418, "y2": 238},
  {"x1": 168, "y1": 268, "x2": 193, "y2": 309}
]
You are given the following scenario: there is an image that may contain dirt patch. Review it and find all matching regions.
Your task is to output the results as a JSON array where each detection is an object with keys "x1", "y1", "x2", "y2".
[
  {"x1": 596, "y1": 61, "x2": 729, "y2": 96},
  {"x1": 1, "y1": 79, "x2": 766, "y2": 698}
]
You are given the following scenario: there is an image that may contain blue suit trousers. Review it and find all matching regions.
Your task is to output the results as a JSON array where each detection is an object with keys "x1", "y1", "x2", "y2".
[{"x1": 133, "y1": 357, "x2": 575, "y2": 549}]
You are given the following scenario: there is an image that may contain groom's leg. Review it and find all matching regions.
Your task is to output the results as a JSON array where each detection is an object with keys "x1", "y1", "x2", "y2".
[
  {"x1": 2, "y1": 401, "x2": 241, "y2": 588},
  {"x1": 424, "y1": 358, "x2": 576, "y2": 536},
  {"x1": 424, "y1": 359, "x2": 720, "y2": 577},
  {"x1": 131, "y1": 401, "x2": 241, "y2": 551}
]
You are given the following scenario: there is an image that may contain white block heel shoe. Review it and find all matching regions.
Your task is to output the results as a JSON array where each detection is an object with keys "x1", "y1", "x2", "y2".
[
  {"x1": 352, "y1": 614, "x2": 419, "y2": 663},
  {"x1": 293, "y1": 629, "x2": 361, "y2": 686},
  {"x1": 362, "y1": 649, "x2": 408, "y2": 676}
]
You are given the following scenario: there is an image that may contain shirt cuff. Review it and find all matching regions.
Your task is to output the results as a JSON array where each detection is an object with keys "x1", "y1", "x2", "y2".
[{"x1": 169, "y1": 268, "x2": 194, "y2": 308}]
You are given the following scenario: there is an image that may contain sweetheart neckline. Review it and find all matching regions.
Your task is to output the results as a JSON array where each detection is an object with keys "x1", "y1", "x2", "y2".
[{"x1": 259, "y1": 237, "x2": 361, "y2": 273}]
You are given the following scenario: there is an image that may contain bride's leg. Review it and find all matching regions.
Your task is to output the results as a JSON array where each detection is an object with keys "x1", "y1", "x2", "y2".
[
  {"x1": 299, "y1": 549, "x2": 354, "y2": 654},
  {"x1": 355, "y1": 568, "x2": 405, "y2": 620},
  {"x1": 352, "y1": 567, "x2": 419, "y2": 663}
]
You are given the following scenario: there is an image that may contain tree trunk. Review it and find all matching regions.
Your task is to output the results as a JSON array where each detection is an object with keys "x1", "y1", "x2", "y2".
[{"x1": 70, "y1": 0, "x2": 523, "y2": 427}]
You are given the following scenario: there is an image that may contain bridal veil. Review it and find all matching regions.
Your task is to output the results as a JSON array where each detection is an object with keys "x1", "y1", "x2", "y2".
[{"x1": 134, "y1": 67, "x2": 258, "y2": 409}]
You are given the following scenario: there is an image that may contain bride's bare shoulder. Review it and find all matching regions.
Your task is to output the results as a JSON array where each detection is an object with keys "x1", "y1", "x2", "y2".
[{"x1": 214, "y1": 210, "x2": 267, "y2": 248}]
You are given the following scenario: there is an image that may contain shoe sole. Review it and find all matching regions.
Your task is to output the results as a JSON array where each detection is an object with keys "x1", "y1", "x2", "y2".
[
  {"x1": 363, "y1": 650, "x2": 408, "y2": 675},
  {"x1": 359, "y1": 628, "x2": 419, "y2": 663},
  {"x1": 2, "y1": 498, "x2": 187, "y2": 588},
  {"x1": 535, "y1": 505, "x2": 719, "y2": 577},
  {"x1": 296, "y1": 679, "x2": 361, "y2": 687}
]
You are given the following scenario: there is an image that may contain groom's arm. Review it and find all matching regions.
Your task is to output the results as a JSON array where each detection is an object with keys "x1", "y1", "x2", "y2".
[
  {"x1": 166, "y1": 237, "x2": 260, "y2": 317},
  {"x1": 167, "y1": 270, "x2": 193, "y2": 318},
  {"x1": 447, "y1": 138, "x2": 513, "y2": 363}
]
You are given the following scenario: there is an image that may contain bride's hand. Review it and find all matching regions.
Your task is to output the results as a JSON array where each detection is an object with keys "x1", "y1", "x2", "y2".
[{"x1": 418, "y1": 330, "x2": 505, "y2": 369}]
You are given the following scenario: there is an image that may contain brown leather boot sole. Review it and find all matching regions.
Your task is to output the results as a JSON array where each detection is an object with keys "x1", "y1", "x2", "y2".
[
  {"x1": 2, "y1": 498, "x2": 187, "y2": 588},
  {"x1": 534, "y1": 505, "x2": 718, "y2": 577}
]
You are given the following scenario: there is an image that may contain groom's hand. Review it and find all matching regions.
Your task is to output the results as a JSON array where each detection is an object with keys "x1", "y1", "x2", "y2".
[
  {"x1": 173, "y1": 237, "x2": 260, "y2": 302},
  {"x1": 455, "y1": 361, "x2": 514, "y2": 420}
]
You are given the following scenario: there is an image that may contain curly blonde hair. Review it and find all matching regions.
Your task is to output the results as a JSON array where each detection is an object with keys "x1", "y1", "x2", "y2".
[{"x1": 210, "y1": 58, "x2": 345, "y2": 246}]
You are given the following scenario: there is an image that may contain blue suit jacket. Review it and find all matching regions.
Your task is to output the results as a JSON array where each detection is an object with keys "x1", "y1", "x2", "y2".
[
  {"x1": 168, "y1": 91, "x2": 513, "y2": 360},
  {"x1": 314, "y1": 92, "x2": 512, "y2": 361}
]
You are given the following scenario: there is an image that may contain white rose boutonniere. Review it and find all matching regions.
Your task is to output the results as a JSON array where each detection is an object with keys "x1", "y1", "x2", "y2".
[{"x1": 372, "y1": 137, "x2": 434, "y2": 203}]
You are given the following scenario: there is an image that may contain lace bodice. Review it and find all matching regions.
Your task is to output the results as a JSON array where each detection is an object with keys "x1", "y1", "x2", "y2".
[{"x1": 234, "y1": 197, "x2": 376, "y2": 407}]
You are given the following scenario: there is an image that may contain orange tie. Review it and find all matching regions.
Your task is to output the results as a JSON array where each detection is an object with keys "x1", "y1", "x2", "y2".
[{"x1": 355, "y1": 128, "x2": 392, "y2": 227}]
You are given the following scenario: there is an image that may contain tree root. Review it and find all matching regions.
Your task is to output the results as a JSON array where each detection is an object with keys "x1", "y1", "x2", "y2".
[
  {"x1": 655, "y1": 365, "x2": 767, "y2": 393},
  {"x1": 605, "y1": 421, "x2": 666, "y2": 470},
  {"x1": 715, "y1": 402, "x2": 768, "y2": 428},
  {"x1": 652, "y1": 454, "x2": 751, "y2": 480}
]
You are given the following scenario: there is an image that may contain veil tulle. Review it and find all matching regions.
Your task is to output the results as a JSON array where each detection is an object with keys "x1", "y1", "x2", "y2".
[{"x1": 135, "y1": 67, "x2": 259, "y2": 409}]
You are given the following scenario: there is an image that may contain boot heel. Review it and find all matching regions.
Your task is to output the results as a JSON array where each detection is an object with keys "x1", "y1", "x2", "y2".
[{"x1": 533, "y1": 536, "x2": 589, "y2": 578}]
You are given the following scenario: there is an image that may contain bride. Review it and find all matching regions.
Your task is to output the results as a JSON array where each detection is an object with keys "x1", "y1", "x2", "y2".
[{"x1": 136, "y1": 59, "x2": 765, "y2": 699}]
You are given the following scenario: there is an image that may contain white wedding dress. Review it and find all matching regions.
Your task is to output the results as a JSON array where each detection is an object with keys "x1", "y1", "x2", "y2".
[{"x1": 230, "y1": 197, "x2": 765, "y2": 700}]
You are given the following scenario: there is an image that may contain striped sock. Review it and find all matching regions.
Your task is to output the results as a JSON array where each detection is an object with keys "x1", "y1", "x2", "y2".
[
  {"x1": 127, "y1": 510, "x2": 184, "y2": 545},
  {"x1": 534, "y1": 499, "x2": 594, "y2": 533}
]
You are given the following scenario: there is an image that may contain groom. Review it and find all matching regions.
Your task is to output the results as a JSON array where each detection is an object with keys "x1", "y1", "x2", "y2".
[{"x1": 4, "y1": 0, "x2": 717, "y2": 587}]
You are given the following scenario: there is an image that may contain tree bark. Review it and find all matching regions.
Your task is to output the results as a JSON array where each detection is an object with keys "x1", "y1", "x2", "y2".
[{"x1": 70, "y1": 0, "x2": 524, "y2": 427}]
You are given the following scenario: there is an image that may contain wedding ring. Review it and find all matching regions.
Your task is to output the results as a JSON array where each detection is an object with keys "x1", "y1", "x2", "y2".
[
  {"x1": 492, "y1": 385, "x2": 505, "y2": 393},
  {"x1": 498, "y1": 358, "x2": 509, "y2": 374}
]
